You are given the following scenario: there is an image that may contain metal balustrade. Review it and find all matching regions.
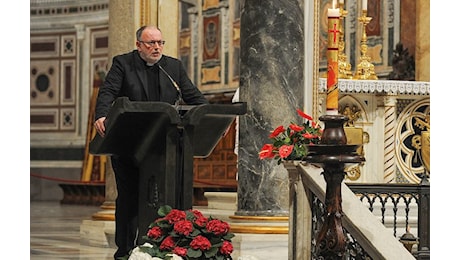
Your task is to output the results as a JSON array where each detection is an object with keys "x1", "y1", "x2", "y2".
[
  {"x1": 287, "y1": 162, "x2": 429, "y2": 260},
  {"x1": 309, "y1": 183, "x2": 430, "y2": 259}
]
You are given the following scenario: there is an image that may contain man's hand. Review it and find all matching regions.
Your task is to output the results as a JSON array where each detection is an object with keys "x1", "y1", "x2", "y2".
[{"x1": 94, "y1": 117, "x2": 107, "y2": 137}]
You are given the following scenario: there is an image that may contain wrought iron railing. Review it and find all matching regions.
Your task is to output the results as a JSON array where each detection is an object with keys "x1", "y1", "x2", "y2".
[
  {"x1": 310, "y1": 183, "x2": 430, "y2": 259},
  {"x1": 311, "y1": 196, "x2": 372, "y2": 259}
]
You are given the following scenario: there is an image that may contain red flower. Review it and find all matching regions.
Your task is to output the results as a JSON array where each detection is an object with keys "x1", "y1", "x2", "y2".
[
  {"x1": 289, "y1": 123, "x2": 304, "y2": 132},
  {"x1": 164, "y1": 209, "x2": 186, "y2": 224},
  {"x1": 302, "y1": 132, "x2": 316, "y2": 139},
  {"x1": 278, "y1": 145, "x2": 294, "y2": 159},
  {"x1": 190, "y1": 235, "x2": 212, "y2": 251},
  {"x1": 194, "y1": 216, "x2": 208, "y2": 227},
  {"x1": 137, "y1": 205, "x2": 235, "y2": 259},
  {"x1": 220, "y1": 240, "x2": 233, "y2": 255},
  {"x1": 147, "y1": 226, "x2": 163, "y2": 239},
  {"x1": 172, "y1": 246, "x2": 188, "y2": 257},
  {"x1": 206, "y1": 219, "x2": 230, "y2": 236},
  {"x1": 296, "y1": 109, "x2": 313, "y2": 120},
  {"x1": 190, "y1": 209, "x2": 205, "y2": 219},
  {"x1": 269, "y1": 125, "x2": 285, "y2": 138},
  {"x1": 173, "y1": 220, "x2": 193, "y2": 236},
  {"x1": 259, "y1": 144, "x2": 276, "y2": 159},
  {"x1": 259, "y1": 108, "x2": 322, "y2": 163},
  {"x1": 159, "y1": 236, "x2": 176, "y2": 250}
]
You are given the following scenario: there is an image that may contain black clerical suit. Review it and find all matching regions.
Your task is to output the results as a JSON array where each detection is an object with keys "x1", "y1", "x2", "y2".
[{"x1": 95, "y1": 50, "x2": 208, "y2": 259}]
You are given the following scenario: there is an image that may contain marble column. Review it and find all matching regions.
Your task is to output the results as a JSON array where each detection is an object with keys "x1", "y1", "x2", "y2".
[
  {"x1": 383, "y1": 95, "x2": 397, "y2": 183},
  {"x1": 99, "y1": 0, "x2": 137, "y2": 213},
  {"x1": 236, "y1": 0, "x2": 305, "y2": 216},
  {"x1": 83, "y1": 1, "x2": 137, "y2": 248}
]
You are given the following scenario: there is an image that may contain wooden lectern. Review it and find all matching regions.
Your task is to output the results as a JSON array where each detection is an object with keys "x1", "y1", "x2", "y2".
[{"x1": 89, "y1": 97, "x2": 246, "y2": 243}]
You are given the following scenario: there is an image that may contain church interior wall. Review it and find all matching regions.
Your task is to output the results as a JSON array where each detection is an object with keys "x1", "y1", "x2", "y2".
[
  {"x1": 30, "y1": 0, "x2": 110, "y2": 201},
  {"x1": 30, "y1": 0, "x2": 425, "y2": 201}
]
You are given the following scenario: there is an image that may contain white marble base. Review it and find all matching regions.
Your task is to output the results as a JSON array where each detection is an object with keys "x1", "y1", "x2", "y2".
[
  {"x1": 232, "y1": 233, "x2": 288, "y2": 260},
  {"x1": 204, "y1": 191, "x2": 237, "y2": 211},
  {"x1": 80, "y1": 219, "x2": 115, "y2": 248}
]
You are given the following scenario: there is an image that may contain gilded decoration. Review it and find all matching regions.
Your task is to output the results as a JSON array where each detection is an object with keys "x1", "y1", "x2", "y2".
[
  {"x1": 340, "y1": 102, "x2": 366, "y2": 181},
  {"x1": 201, "y1": 66, "x2": 221, "y2": 84},
  {"x1": 395, "y1": 98, "x2": 430, "y2": 183},
  {"x1": 180, "y1": 33, "x2": 191, "y2": 51},
  {"x1": 203, "y1": 0, "x2": 220, "y2": 10}
]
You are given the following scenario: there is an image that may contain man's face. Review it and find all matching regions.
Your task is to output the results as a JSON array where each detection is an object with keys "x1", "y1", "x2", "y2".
[{"x1": 136, "y1": 28, "x2": 164, "y2": 64}]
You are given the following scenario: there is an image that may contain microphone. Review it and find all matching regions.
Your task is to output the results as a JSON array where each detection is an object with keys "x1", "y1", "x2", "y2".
[{"x1": 157, "y1": 64, "x2": 183, "y2": 107}]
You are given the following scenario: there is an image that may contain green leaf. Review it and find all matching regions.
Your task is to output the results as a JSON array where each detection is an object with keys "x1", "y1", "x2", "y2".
[
  {"x1": 187, "y1": 248, "x2": 203, "y2": 258},
  {"x1": 223, "y1": 233, "x2": 235, "y2": 240},
  {"x1": 191, "y1": 228, "x2": 201, "y2": 236},
  {"x1": 158, "y1": 205, "x2": 172, "y2": 216},
  {"x1": 204, "y1": 247, "x2": 218, "y2": 258},
  {"x1": 186, "y1": 210, "x2": 195, "y2": 220},
  {"x1": 208, "y1": 237, "x2": 222, "y2": 245},
  {"x1": 273, "y1": 140, "x2": 284, "y2": 147},
  {"x1": 156, "y1": 221, "x2": 172, "y2": 229}
]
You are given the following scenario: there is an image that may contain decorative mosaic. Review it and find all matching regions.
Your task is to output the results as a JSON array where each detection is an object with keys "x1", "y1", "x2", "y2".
[{"x1": 30, "y1": 1, "x2": 109, "y2": 17}]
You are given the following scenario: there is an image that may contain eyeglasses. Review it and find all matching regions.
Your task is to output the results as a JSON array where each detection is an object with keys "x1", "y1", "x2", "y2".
[{"x1": 139, "y1": 40, "x2": 165, "y2": 47}]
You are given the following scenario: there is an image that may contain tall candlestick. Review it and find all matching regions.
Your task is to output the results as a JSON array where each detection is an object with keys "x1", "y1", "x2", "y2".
[
  {"x1": 333, "y1": 0, "x2": 337, "y2": 8},
  {"x1": 362, "y1": 0, "x2": 367, "y2": 11},
  {"x1": 326, "y1": 7, "x2": 340, "y2": 115}
]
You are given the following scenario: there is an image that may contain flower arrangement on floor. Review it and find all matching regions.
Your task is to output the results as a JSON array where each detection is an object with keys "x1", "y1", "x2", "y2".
[
  {"x1": 126, "y1": 205, "x2": 235, "y2": 260},
  {"x1": 259, "y1": 109, "x2": 323, "y2": 164}
]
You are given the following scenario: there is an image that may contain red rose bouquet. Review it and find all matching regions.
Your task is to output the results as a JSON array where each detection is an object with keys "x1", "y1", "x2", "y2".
[
  {"x1": 130, "y1": 205, "x2": 234, "y2": 260},
  {"x1": 259, "y1": 109, "x2": 322, "y2": 164}
]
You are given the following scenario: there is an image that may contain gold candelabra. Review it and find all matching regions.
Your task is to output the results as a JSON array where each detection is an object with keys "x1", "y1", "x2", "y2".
[
  {"x1": 338, "y1": 2, "x2": 353, "y2": 79},
  {"x1": 353, "y1": 10, "x2": 378, "y2": 80}
]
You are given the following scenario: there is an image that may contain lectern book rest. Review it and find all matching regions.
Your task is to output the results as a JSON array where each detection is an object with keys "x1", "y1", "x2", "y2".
[{"x1": 89, "y1": 97, "x2": 247, "y2": 243}]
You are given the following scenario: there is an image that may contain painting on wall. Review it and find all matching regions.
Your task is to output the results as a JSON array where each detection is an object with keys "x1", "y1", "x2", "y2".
[
  {"x1": 203, "y1": 14, "x2": 220, "y2": 62},
  {"x1": 366, "y1": 0, "x2": 380, "y2": 37}
]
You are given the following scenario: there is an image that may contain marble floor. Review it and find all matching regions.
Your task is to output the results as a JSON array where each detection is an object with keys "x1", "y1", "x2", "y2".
[
  {"x1": 31, "y1": 201, "x2": 115, "y2": 260},
  {"x1": 30, "y1": 201, "x2": 289, "y2": 260}
]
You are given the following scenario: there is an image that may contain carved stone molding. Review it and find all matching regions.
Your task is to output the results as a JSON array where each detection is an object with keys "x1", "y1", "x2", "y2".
[{"x1": 319, "y1": 78, "x2": 430, "y2": 95}]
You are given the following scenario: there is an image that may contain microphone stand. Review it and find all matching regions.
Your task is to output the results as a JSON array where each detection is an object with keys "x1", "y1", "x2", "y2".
[
  {"x1": 157, "y1": 64, "x2": 186, "y2": 209},
  {"x1": 157, "y1": 64, "x2": 183, "y2": 111}
]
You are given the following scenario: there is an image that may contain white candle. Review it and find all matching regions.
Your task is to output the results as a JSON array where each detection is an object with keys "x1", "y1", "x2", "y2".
[
  {"x1": 328, "y1": 7, "x2": 340, "y2": 17},
  {"x1": 362, "y1": 0, "x2": 367, "y2": 10},
  {"x1": 339, "y1": 0, "x2": 344, "y2": 4},
  {"x1": 333, "y1": 0, "x2": 337, "y2": 9},
  {"x1": 326, "y1": 4, "x2": 340, "y2": 113}
]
